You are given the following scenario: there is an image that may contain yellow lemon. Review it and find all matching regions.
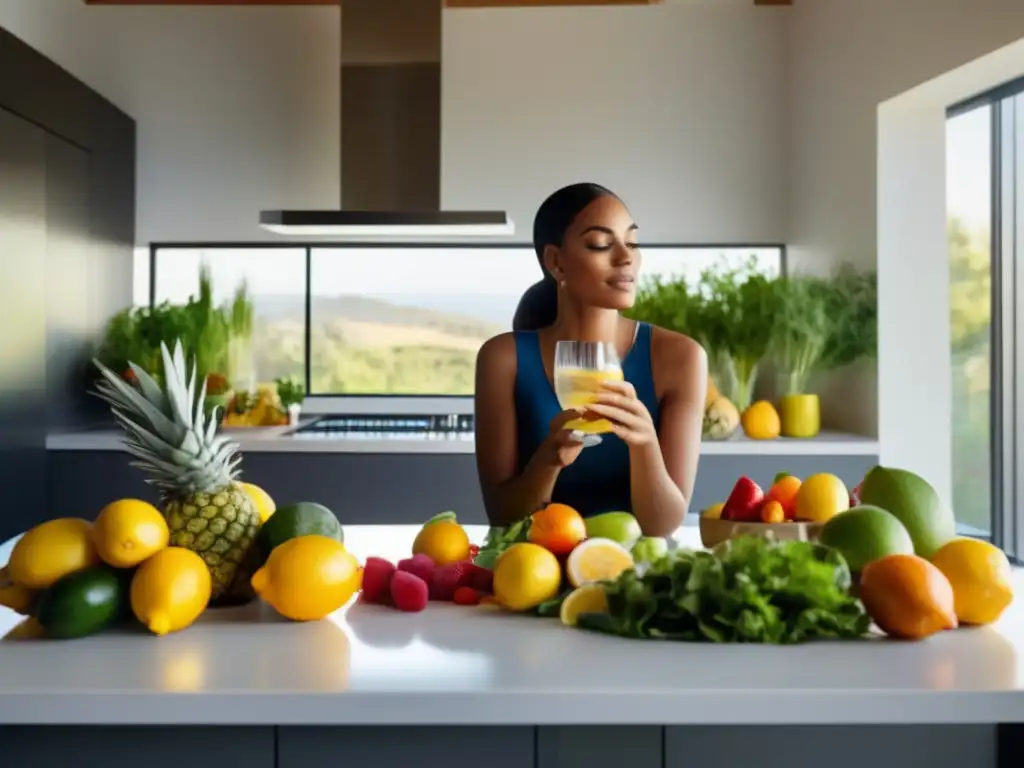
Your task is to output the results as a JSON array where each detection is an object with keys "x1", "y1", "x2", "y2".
[
  {"x1": 412, "y1": 520, "x2": 471, "y2": 565},
  {"x1": 0, "y1": 566, "x2": 38, "y2": 616},
  {"x1": 741, "y1": 400, "x2": 781, "y2": 440},
  {"x1": 794, "y1": 473, "x2": 850, "y2": 523},
  {"x1": 240, "y1": 482, "x2": 276, "y2": 524},
  {"x1": 251, "y1": 535, "x2": 362, "y2": 622},
  {"x1": 131, "y1": 547, "x2": 212, "y2": 636},
  {"x1": 702, "y1": 502, "x2": 725, "y2": 519},
  {"x1": 565, "y1": 537, "x2": 635, "y2": 587},
  {"x1": 8, "y1": 518, "x2": 100, "y2": 589},
  {"x1": 491, "y1": 542, "x2": 562, "y2": 612},
  {"x1": 560, "y1": 583, "x2": 608, "y2": 627},
  {"x1": 931, "y1": 538, "x2": 1014, "y2": 625},
  {"x1": 92, "y1": 499, "x2": 170, "y2": 568}
]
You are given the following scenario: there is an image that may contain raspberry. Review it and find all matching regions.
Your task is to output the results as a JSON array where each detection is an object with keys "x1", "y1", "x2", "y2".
[
  {"x1": 430, "y1": 561, "x2": 473, "y2": 601},
  {"x1": 398, "y1": 554, "x2": 436, "y2": 585},
  {"x1": 453, "y1": 586, "x2": 481, "y2": 606},
  {"x1": 464, "y1": 564, "x2": 493, "y2": 594},
  {"x1": 390, "y1": 571, "x2": 429, "y2": 612},
  {"x1": 361, "y1": 557, "x2": 396, "y2": 604}
]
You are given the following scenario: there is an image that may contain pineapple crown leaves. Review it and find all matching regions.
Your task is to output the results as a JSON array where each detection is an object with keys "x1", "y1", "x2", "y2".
[{"x1": 91, "y1": 339, "x2": 242, "y2": 493}]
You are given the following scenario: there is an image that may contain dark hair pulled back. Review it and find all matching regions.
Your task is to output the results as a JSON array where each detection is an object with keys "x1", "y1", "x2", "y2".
[{"x1": 511, "y1": 182, "x2": 619, "y2": 331}]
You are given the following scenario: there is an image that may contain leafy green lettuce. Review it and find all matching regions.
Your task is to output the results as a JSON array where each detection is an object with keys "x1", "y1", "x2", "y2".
[{"x1": 578, "y1": 535, "x2": 870, "y2": 644}]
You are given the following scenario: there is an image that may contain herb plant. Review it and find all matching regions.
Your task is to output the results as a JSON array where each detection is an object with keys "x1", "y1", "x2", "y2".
[{"x1": 770, "y1": 275, "x2": 831, "y2": 395}]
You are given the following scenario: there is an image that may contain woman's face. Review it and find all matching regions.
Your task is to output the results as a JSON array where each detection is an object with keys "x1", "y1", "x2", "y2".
[{"x1": 544, "y1": 195, "x2": 640, "y2": 311}]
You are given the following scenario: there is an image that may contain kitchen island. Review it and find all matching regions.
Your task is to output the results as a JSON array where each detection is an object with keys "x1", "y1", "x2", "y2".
[
  {"x1": 37, "y1": 420, "x2": 880, "y2": 544},
  {"x1": 0, "y1": 525, "x2": 1020, "y2": 768}
]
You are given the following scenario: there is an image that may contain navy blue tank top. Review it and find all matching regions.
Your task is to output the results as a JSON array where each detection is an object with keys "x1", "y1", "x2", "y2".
[{"x1": 513, "y1": 323, "x2": 660, "y2": 518}]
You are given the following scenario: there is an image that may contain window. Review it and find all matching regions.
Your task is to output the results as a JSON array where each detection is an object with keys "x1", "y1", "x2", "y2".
[
  {"x1": 946, "y1": 105, "x2": 993, "y2": 538},
  {"x1": 947, "y1": 75, "x2": 1024, "y2": 557},
  {"x1": 148, "y1": 246, "x2": 307, "y2": 389},
  {"x1": 146, "y1": 243, "x2": 783, "y2": 397}
]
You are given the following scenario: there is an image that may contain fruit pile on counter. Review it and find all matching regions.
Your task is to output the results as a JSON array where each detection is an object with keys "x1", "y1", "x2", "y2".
[{"x1": 0, "y1": 342, "x2": 1013, "y2": 648}]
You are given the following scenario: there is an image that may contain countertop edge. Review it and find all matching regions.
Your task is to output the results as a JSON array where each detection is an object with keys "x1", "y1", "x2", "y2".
[
  {"x1": 45, "y1": 432, "x2": 881, "y2": 457},
  {"x1": 0, "y1": 689, "x2": 1017, "y2": 725}
]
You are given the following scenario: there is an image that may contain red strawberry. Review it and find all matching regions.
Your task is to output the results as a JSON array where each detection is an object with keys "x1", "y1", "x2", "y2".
[
  {"x1": 361, "y1": 557, "x2": 397, "y2": 604},
  {"x1": 398, "y1": 554, "x2": 435, "y2": 585},
  {"x1": 430, "y1": 562, "x2": 473, "y2": 601},
  {"x1": 453, "y1": 586, "x2": 481, "y2": 606},
  {"x1": 850, "y1": 481, "x2": 863, "y2": 507},
  {"x1": 390, "y1": 571, "x2": 429, "y2": 612},
  {"x1": 468, "y1": 544, "x2": 480, "y2": 559},
  {"x1": 721, "y1": 476, "x2": 764, "y2": 522}
]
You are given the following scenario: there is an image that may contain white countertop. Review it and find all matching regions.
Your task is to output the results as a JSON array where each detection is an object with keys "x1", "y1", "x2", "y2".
[
  {"x1": 46, "y1": 428, "x2": 881, "y2": 456},
  {"x1": 1, "y1": 524, "x2": 1022, "y2": 726}
]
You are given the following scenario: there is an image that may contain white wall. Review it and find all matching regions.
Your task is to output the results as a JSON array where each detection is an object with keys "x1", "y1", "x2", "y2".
[
  {"x1": 0, "y1": 1, "x2": 340, "y2": 244},
  {"x1": 785, "y1": 0, "x2": 1024, "y2": 440},
  {"x1": 878, "y1": 37, "x2": 1024, "y2": 508},
  {"x1": 441, "y1": 4, "x2": 789, "y2": 244}
]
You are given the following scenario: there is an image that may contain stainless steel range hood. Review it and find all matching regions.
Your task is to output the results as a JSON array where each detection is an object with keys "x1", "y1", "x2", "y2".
[{"x1": 260, "y1": 0, "x2": 514, "y2": 239}]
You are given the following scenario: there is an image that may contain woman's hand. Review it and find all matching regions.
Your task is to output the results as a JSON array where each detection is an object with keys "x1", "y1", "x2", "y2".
[
  {"x1": 534, "y1": 409, "x2": 587, "y2": 469},
  {"x1": 585, "y1": 380, "x2": 658, "y2": 448}
]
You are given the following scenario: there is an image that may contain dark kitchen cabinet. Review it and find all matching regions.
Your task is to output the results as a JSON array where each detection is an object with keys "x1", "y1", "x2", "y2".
[{"x1": 0, "y1": 26, "x2": 136, "y2": 542}]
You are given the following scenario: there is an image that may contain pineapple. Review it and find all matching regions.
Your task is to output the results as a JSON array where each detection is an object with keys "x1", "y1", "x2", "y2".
[{"x1": 92, "y1": 340, "x2": 262, "y2": 605}]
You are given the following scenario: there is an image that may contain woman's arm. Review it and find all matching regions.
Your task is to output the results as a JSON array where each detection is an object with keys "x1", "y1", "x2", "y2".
[
  {"x1": 473, "y1": 334, "x2": 581, "y2": 526},
  {"x1": 632, "y1": 335, "x2": 707, "y2": 534},
  {"x1": 586, "y1": 334, "x2": 708, "y2": 536}
]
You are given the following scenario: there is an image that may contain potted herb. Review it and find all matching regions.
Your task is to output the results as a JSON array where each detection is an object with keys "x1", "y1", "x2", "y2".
[
  {"x1": 770, "y1": 274, "x2": 831, "y2": 437},
  {"x1": 697, "y1": 259, "x2": 776, "y2": 412},
  {"x1": 227, "y1": 278, "x2": 256, "y2": 392},
  {"x1": 818, "y1": 266, "x2": 877, "y2": 372},
  {"x1": 276, "y1": 375, "x2": 305, "y2": 425},
  {"x1": 627, "y1": 275, "x2": 740, "y2": 439}
]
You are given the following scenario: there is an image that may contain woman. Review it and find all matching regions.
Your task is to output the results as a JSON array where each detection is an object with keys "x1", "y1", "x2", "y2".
[{"x1": 473, "y1": 183, "x2": 707, "y2": 537}]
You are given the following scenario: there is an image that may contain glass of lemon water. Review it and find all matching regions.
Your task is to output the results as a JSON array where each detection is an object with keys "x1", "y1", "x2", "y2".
[{"x1": 553, "y1": 340, "x2": 624, "y2": 448}]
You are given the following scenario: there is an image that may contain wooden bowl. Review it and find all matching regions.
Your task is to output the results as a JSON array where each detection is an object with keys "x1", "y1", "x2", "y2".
[{"x1": 699, "y1": 516, "x2": 825, "y2": 549}]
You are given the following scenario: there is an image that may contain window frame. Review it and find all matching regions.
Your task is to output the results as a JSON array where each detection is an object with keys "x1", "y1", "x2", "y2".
[
  {"x1": 947, "y1": 75, "x2": 1024, "y2": 560},
  {"x1": 147, "y1": 240, "x2": 787, "y2": 415}
]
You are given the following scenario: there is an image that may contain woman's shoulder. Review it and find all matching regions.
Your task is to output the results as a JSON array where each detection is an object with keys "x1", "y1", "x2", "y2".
[
  {"x1": 476, "y1": 331, "x2": 519, "y2": 377},
  {"x1": 647, "y1": 324, "x2": 707, "y2": 376}
]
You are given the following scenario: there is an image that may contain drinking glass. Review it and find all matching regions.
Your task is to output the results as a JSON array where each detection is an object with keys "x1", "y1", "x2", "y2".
[{"x1": 553, "y1": 340, "x2": 624, "y2": 448}]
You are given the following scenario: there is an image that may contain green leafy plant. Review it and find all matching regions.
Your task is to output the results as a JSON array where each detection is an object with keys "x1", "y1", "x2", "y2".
[
  {"x1": 770, "y1": 274, "x2": 831, "y2": 395},
  {"x1": 818, "y1": 266, "x2": 877, "y2": 370},
  {"x1": 575, "y1": 535, "x2": 870, "y2": 644},
  {"x1": 275, "y1": 375, "x2": 305, "y2": 409},
  {"x1": 696, "y1": 259, "x2": 776, "y2": 411}
]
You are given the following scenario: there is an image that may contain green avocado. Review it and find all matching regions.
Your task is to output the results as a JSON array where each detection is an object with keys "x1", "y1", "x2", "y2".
[
  {"x1": 36, "y1": 565, "x2": 133, "y2": 640},
  {"x1": 257, "y1": 501, "x2": 344, "y2": 556}
]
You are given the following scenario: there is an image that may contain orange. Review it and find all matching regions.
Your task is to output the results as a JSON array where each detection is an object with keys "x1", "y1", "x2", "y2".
[
  {"x1": 931, "y1": 538, "x2": 1014, "y2": 625},
  {"x1": 565, "y1": 537, "x2": 635, "y2": 588},
  {"x1": 794, "y1": 473, "x2": 849, "y2": 523},
  {"x1": 859, "y1": 554, "x2": 958, "y2": 640},
  {"x1": 528, "y1": 503, "x2": 587, "y2": 556},
  {"x1": 411, "y1": 520, "x2": 471, "y2": 565},
  {"x1": 764, "y1": 474, "x2": 802, "y2": 520},
  {"x1": 492, "y1": 542, "x2": 562, "y2": 611},
  {"x1": 741, "y1": 400, "x2": 781, "y2": 440},
  {"x1": 760, "y1": 500, "x2": 785, "y2": 524}
]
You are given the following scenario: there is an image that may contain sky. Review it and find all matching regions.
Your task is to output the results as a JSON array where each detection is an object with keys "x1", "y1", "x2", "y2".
[{"x1": 946, "y1": 104, "x2": 992, "y2": 232}]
